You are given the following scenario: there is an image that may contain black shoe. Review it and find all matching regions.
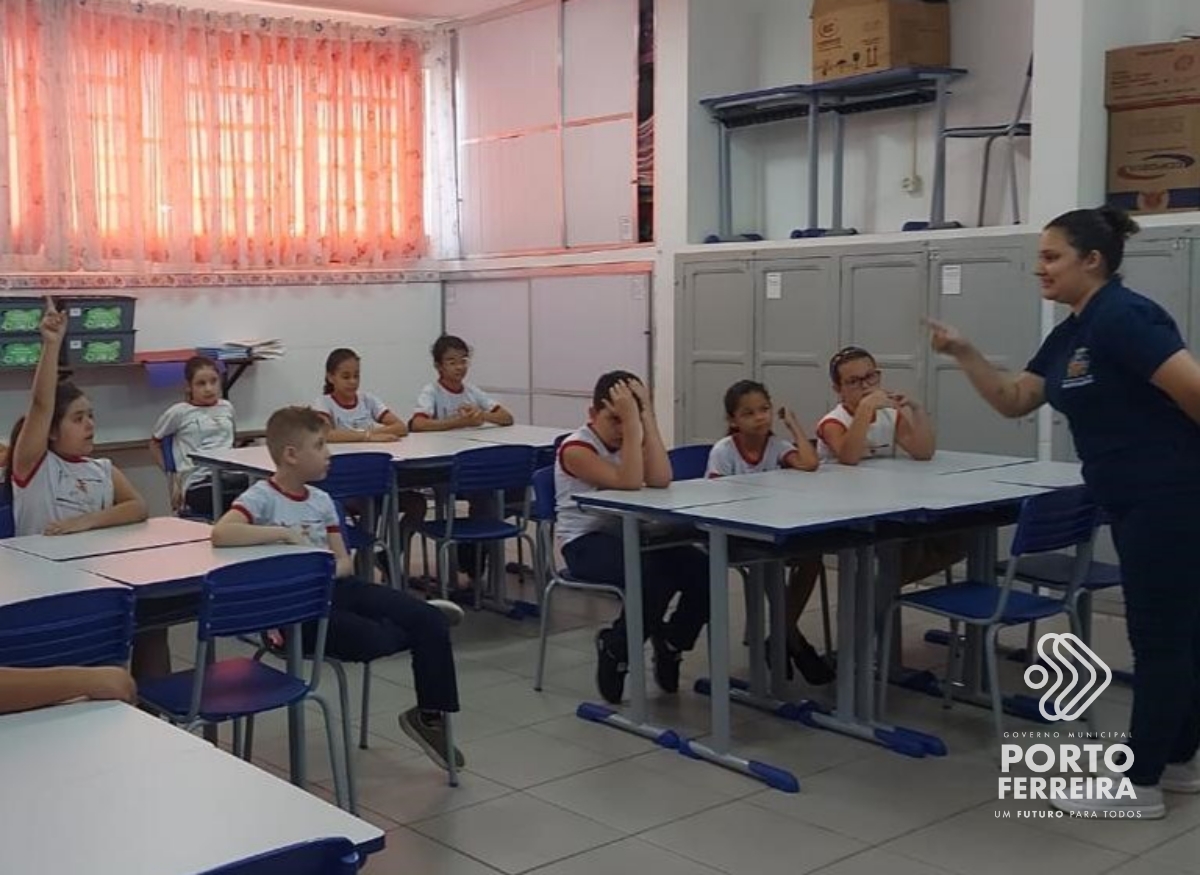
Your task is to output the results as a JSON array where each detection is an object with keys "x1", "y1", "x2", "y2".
[
  {"x1": 763, "y1": 637, "x2": 795, "y2": 681},
  {"x1": 792, "y1": 640, "x2": 836, "y2": 686},
  {"x1": 651, "y1": 635, "x2": 682, "y2": 694},
  {"x1": 595, "y1": 629, "x2": 627, "y2": 704}
]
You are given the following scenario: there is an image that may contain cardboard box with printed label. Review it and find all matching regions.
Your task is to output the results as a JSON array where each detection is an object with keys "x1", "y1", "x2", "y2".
[
  {"x1": 1107, "y1": 103, "x2": 1200, "y2": 215},
  {"x1": 1106, "y1": 40, "x2": 1200, "y2": 110},
  {"x1": 811, "y1": 0, "x2": 950, "y2": 83}
]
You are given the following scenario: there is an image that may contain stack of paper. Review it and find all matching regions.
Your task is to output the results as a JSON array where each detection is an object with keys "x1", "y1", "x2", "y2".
[{"x1": 198, "y1": 339, "x2": 285, "y2": 361}]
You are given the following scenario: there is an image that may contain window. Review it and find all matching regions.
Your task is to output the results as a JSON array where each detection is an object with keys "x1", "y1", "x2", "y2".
[{"x1": 0, "y1": 0, "x2": 426, "y2": 271}]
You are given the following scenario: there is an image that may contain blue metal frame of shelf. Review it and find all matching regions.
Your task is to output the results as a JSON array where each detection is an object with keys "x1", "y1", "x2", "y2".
[{"x1": 699, "y1": 66, "x2": 968, "y2": 239}]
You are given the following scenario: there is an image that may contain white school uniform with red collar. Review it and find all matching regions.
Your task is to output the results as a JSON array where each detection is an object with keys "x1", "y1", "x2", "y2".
[
  {"x1": 815, "y1": 403, "x2": 898, "y2": 462},
  {"x1": 231, "y1": 478, "x2": 341, "y2": 549},
  {"x1": 152, "y1": 399, "x2": 236, "y2": 493},
  {"x1": 311, "y1": 392, "x2": 391, "y2": 432},
  {"x1": 411, "y1": 379, "x2": 498, "y2": 424},
  {"x1": 11, "y1": 451, "x2": 114, "y2": 537},
  {"x1": 705, "y1": 432, "x2": 799, "y2": 477},
  {"x1": 554, "y1": 424, "x2": 623, "y2": 546}
]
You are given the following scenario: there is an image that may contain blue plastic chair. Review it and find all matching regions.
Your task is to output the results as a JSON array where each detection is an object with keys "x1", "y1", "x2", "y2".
[
  {"x1": 668, "y1": 444, "x2": 713, "y2": 481},
  {"x1": 198, "y1": 837, "x2": 359, "y2": 875},
  {"x1": 314, "y1": 452, "x2": 400, "y2": 584},
  {"x1": 878, "y1": 486, "x2": 1102, "y2": 746},
  {"x1": 136, "y1": 553, "x2": 350, "y2": 809},
  {"x1": 530, "y1": 465, "x2": 624, "y2": 690},
  {"x1": 421, "y1": 444, "x2": 537, "y2": 604},
  {"x1": 0, "y1": 587, "x2": 134, "y2": 667},
  {"x1": 159, "y1": 432, "x2": 217, "y2": 522}
]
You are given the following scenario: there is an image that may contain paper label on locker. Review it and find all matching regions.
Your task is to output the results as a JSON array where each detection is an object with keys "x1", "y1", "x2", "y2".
[
  {"x1": 766, "y1": 272, "x2": 782, "y2": 300},
  {"x1": 941, "y1": 264, "x2": 962, "y2": 296}
]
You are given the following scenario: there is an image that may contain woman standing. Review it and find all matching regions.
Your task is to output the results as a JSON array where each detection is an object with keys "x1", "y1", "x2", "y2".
[{"x1": 928, "y1": 206, "x2": 1200, "y2": 820}]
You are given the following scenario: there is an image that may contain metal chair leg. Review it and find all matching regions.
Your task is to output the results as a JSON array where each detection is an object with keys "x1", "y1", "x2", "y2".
[
  {"x1": 818, "y1": 563, "x2": 833, "y2": 657},
  {"x1": 359, "y1": 663, "x2": 372, "y2": 750},
  {"x1": 327, "y1": 660, "x2": 357, "y2": 814},
  {"x1": 976, "y1": 134, "x2": 999, "y2": 226},
  {"x1": 243, "y1": 715, "x2": 255, "y2": 761},
  {"x1": 232, "y1": 717, "x2": 245, "y2": 759},
  {"x1": 534, "y1": 581, "x2": 557, "y2": 691},
  {"x1": 311, "y1": 693, "x2": 350, "y2": 812},
  {"x1": 944, "y1": 618, "x2": 961, "y2": 710},
  {"x1": 985, "y1": 624, "x2": 1006, "y2": 750},
  {"x1": 878, "y1": 602, "x2": 899, "y2": 717}
]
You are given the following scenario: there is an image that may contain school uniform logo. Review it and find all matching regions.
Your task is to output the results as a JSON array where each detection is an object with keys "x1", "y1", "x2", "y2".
[{"x1": 1063, "y1": 347, "x2": 1095, "y2": 389}]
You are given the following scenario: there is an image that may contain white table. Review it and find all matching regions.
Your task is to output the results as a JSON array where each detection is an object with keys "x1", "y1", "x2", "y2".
[
  {"x1": 0, "y1": 548, "x2": 128, "y2": 608},
  {"x1": 458, "y1": 423, "x2": 570, "y2": 447},
  {"x1": 574, "y1": 459, "x2": 1052, "y2": 791},
  {"x1": 0, "y1": 701, "x2": 382, "y2": 874},
  {"x1": 981, "y1": 460, "x2": 1085, "y2": 489},
  {"x1": 0, "y1": 517, "x2": 212, "y2": 562}
]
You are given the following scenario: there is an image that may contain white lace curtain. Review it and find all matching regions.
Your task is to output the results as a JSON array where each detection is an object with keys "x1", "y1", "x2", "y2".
[{"x1": 0, "y1": 0, "x2": 429, "y2": 271}]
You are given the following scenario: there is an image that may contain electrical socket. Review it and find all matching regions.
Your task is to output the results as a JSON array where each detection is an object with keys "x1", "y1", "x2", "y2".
[{"x1": 901, "y1": 174, "x2": 923, "y2": 194}]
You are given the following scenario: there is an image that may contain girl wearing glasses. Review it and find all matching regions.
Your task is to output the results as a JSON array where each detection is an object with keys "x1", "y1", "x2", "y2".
[{"x1": 816, "y1": 346, "x2": 935, "y2": 463}]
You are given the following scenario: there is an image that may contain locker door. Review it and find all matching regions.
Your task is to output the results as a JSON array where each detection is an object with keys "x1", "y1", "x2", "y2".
[
  {"x1": 840, "y1": 249, "x2": 928, "y2": 402},
  {"x1": 754, "y1": 258, "x2": 838, "y2": 435},
  {"x1": 678, "y1": 259, "x2": 755, "y2": 443},
  {"x1": 1052, "y1": 235, "x2": 1192, "y2": 461},
  {"x1": 929, "y1": 243, "x2": 1040, "y2": 456}
]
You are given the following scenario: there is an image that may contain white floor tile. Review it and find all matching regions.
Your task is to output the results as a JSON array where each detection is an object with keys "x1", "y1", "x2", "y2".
[
  {"x1": 361, "y1": 826, "x2": 503, "y2": 874},
  {"x1": 810, "y1": 848, "x2": 961, "y2": 875},
  {"x1": 466, "y1": 680, "x2": 584, "y2": 727},
  {"x1": 460, "y1": 727, "x2": 614, "y2": 790},
  {"x1": 526, "y1": 837, "x2": 726, "y2": 875},
  {"x1": 528, "y1": 714, "x2": 663, "y2": 759},
  {"x1": 337, "y1": 762, "x2": 514, "y2": 825},
  {"x1": 527, "y1": 759, "x2": 735, "y2": 833},
  {"x1": 641, "y1": 800, "x2": 867, "y2": 875},
  {"x1": 1144, "y1": 824, "x2": 1200, "y2": 873},
  {"x1": 413, "y1": 793, "x2": 623, "y2": 874}
]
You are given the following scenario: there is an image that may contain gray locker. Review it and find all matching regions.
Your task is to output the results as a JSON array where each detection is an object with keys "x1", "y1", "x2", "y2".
[
  {"x1": 1052, "y1": 233, "x2": 1195, "y2": 461},
  {"x1": 840, "y1": 248, "x2": 928, "y2": 402},
  {"x1": 755, "y1": 258, "x2": 838, "y2": 435},
  {"x1": 678, "y1": 259, "x2": 755, "y2": 442},
  {"x1": 928, "y1": 241, "x2": 1041, "y2": 457}
]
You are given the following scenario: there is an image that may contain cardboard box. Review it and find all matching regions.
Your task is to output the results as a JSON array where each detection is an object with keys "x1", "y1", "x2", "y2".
[
  {"x1": 1107, "y1": 104, "x2": 1200, "y2": 214},
  {"x1": 811, "y1": 0, "x2": 950, "y2": 83},
  {"x1": 1106, "y1": 39, "x2": 1200, "y2": 109}
]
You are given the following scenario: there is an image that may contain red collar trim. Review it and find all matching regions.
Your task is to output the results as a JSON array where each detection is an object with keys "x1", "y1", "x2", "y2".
[
  {"x1": 330, "y1": 393, "x2": 359, "y2": 410},
  {"x1": 731, "y1": 432, "x2": 767, "y2": 467},
  {"x1": 190, "y1": 398, "x2": 220, "y2": 408},
  {"x1": 268, "y1": 478, "x2": 309, "y2": 501},
  {"x1": 438, "y1": 378, "x2": 464, "y2": 394},
  {"x1": 584, "y1": 423, "x2": 621, "y2": 455},
  {"x1": 52, "y1": 450, "x2": 88, "y2": 464}
]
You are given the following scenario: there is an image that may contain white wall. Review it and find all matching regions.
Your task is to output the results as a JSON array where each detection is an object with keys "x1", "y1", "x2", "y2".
[{"x1": 687, "y1": 0, "x2": 1036, "y2": 241}]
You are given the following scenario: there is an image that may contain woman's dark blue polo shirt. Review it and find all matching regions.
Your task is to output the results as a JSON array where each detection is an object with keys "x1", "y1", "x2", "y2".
[{"x1": 1026, "y1": 279, "x2": 1200, "y2": 508}]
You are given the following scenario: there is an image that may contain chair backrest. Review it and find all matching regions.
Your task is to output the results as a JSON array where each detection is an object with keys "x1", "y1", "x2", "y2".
[
  {"x1": 198, "y1": 553, "x2": 335, "y2": 641},
  {"x1": 448, "y1": 444, "x2": 536, "y2": 496},
  {"x1": 160, "y1": 432, "x2": 178, "y2": 474},
  {"x1": 1009, "y1": 487, "x2": 1101, "y2": 557},
  {"x1": 0, "y1": 588, "x2": 134, "y2": 667},
  {"x1": 669, "y1": 444, "x2": 713, "y2": 482},
  {"x1": 198, "y1": 837, "x2": 359, "y2": 875},
  {"x1": 531, "y1": 465, "x2": 556, "y2": 523},
  {"x1": 314, "y1": 452, "x2": 394, "y2": 503}
]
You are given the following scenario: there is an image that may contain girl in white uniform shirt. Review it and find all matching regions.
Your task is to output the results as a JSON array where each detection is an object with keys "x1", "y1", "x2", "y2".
[
  {"x1": 150, "y1": 355, "x2": 245, "y2": 518},
  {"x1": 705, "y1": 380, "x2": 834, "y2": 685},
  {"x1": 313, "y1": 348, "x2": 425, "y2": 578},
  {"x1": 7, "y1": 301, "x2": 155, "y2": 669}
]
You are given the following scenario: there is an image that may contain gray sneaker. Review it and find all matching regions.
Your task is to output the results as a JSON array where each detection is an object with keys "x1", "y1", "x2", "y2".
[
  {"x1": 427, "y1": 598, "x2": 465, "y2": 628},
  {"x1": 399, "y1": 706, "x2": 465, "y2": 771}
]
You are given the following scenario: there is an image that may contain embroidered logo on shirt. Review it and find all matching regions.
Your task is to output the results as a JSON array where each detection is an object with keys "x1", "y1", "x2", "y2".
[{"x1": 1063, "y1": 347, "x2": 1095, "y2": 389}]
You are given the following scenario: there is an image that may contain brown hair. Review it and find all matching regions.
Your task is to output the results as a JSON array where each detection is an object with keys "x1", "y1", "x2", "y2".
[
  {"x1": 184, "y1": 355, "x2": 220, "y2": 402},
  {"x1": 1044, "y1": 206, "x2": 1140, "y2": 279},
  {"x1": 828, "y1": 346, "x2": 876, "y2": 386},
  {"x1": 323, "y1": 348, "x2": 359, "y2": 395},
  {"x1": 6, "y1": 381, "x2": 87, "y2": 497},
  {"x1": 265, "y1": 406, "x2": 326, "y2": 465}
]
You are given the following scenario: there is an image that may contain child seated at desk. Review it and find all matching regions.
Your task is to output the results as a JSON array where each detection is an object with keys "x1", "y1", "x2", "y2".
[
  {"x1": 212, "y1": 406, "x2": 465, "y2": 771},
  {"x1": 149, "y1": 355, "x2": 247, "y2": 518},
  {"x1": 7, "y1": 300, "x2": 160, "y2": 676},
  {"x1": 705, "y1": 380, "x2": 834, "y2": 685},
  {"x1": 0, "y1": 666, "x2": 136, "y2": 714},
  {"x1": 409, "y1": 335, "x2": 515, "y2": 589},
  {"x1": 557, "y1": 371, "x2": 710, "y2": 705},
  {"x1": 312, "y1": 347, "x2": 426, "y2": 569},
  {"x1": 815, "y1": 345, "x2": 966, "y2": 589}
]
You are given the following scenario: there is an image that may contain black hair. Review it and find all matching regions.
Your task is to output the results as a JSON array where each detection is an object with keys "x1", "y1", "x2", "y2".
[
  {"x1": 1044, "y1": 205, "x2": 1140, "y2": 278},
  {"x1": 591, "y1": 370, "x2": 644, "y2": 413},
  {"x1": 322, "y1": 347, "x2": 359, "y2": 394},
  {"x1": 183, "y1": 355, "x2": 220, "y2": 402},
  {"x1": 431, "y1": 335, "x2": 469, "y2": 365},
  {"x1": 6, "y1": 381, "x2": 87, "y2": 498},
  {"x1": 828, "y1": 346, "x2": 876, "y2": 385},
  {"x1": 723, "y1": 380, "x2": 771, "y2": 418}
]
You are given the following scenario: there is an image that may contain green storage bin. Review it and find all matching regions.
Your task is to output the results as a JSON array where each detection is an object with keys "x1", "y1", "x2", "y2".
[
  {"x1": 61, "y1": 331, "x2": 136, "y2": 366},
  {"x1": 0, "y1": 298, "x2": 46, "y2": 335},
  {"x1": 0, "y1": 334, "x2": 43, "y2": 367},
  {"x1": 59, "y1": 296, "x2": 136, "y2": 333}
]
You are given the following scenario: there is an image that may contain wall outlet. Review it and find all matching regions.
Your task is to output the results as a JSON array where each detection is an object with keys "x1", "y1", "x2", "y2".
[{"x1": 901, "y1": 174, "x2": 923, "y2": 194}]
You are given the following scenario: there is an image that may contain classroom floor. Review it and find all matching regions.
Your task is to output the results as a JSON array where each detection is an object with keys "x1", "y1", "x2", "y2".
[{"x1": 168, "y1": 563, "x2": 1198, "y2": 875}]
